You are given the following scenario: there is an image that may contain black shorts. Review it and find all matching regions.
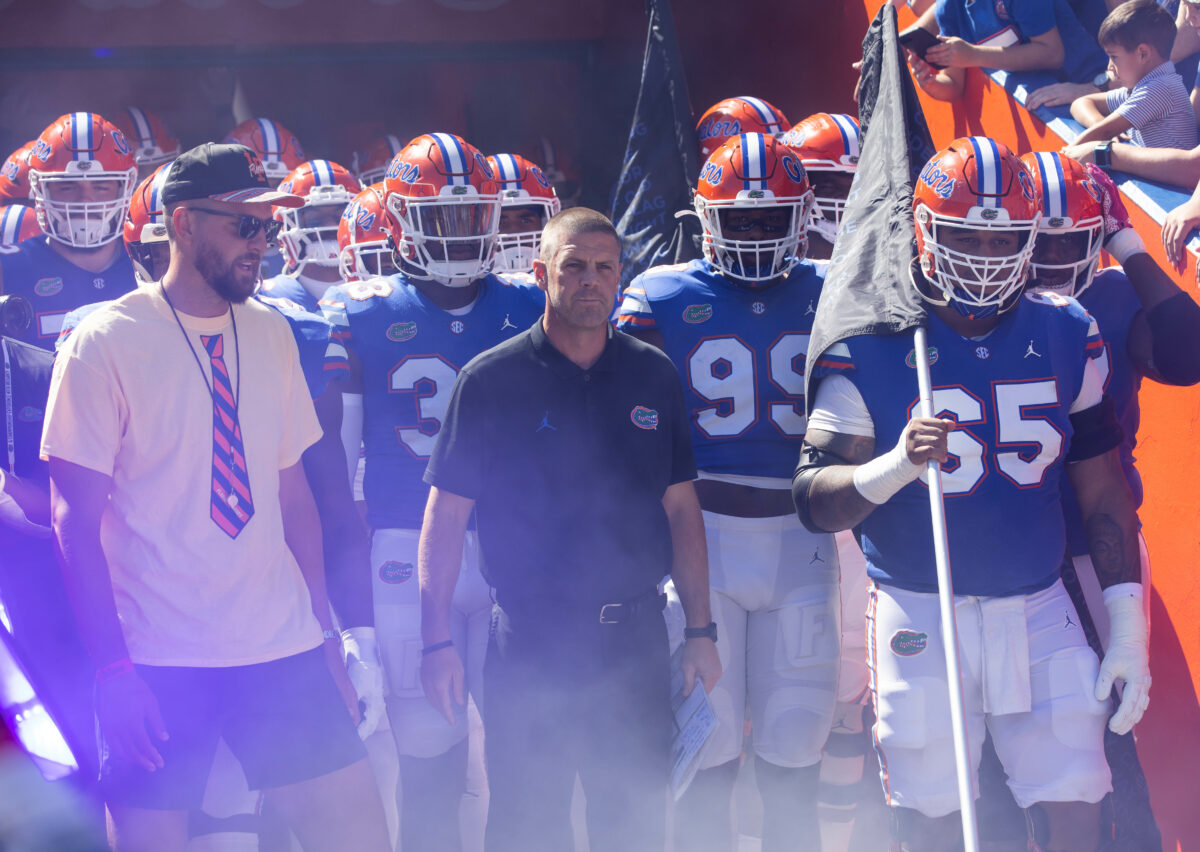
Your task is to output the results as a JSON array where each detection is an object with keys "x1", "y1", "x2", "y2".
[{"x1": 100, "y1": 646, "x2": 365, "y2": 810}]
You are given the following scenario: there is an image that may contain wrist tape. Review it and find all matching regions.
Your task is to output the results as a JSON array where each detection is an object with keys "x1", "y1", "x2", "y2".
[
  {"x1": 853, "y1": 440, "x2": 925, "y2": 505},
  {"x1": 1105, "y1": 229, "x2": 1145, "y2": 265}
]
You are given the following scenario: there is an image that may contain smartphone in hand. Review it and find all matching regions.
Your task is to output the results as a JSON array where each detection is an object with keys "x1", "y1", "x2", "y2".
[{"x1": 899, "y1": 27, "x2": 947, "y2": 69}]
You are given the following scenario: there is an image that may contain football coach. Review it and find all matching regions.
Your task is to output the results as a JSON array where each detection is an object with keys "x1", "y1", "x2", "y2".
[{"x1": 419, "y1": 206, "x2": 721, "y2": 852}]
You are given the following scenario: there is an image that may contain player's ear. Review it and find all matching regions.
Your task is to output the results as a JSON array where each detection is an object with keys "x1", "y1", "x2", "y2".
[{"x1": 532, "y1": 258, "x2": 549, "y2": 292}]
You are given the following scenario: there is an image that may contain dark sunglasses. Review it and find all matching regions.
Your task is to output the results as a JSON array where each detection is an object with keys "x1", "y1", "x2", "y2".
[
  {"x1": 722, "y1": 216, "x2": 790, "y2": 235},
  {"x1": 188, "y1": 207, "x2": 283, "y2": 243}
]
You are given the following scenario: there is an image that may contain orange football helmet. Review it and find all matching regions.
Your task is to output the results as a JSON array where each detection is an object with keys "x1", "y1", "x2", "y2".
[
  {"x1": 223, "y1": 118, "x2": 305, "y2": 186},
  {"x1": 123, "y1": 163, "x2": 173, "y2": 282},
  {"x1": 355, "y1": 133, "x2": 406, "y2": 187},
  {"x1": 693, "y1": 132, "x2": 814, "y2": 285},
  {"x1": 113, "y1": 107, "x2": 180, "y2": 178},
  {"x1": 913, "y1": 136, "x2": 1040, "y2": 316},
  {"x1": 338, "y1": 183, "x2": 398, "y2": 281},
  {"x1": 0, "y1": 141, "x2": 36, "y2": 205},
  {"x1": 0, "y1": 203, "x2": 44, "y2": 250},
  {"x1": 382, "y1": 133, "x2": 500, "y2": 287},
  {"x1": 779, "y1": 113, "x2": 860, "y2": 243},
  {"x1": 486, "y1": 153, "x2": 561, "y2": 274},
  {"x1": 28, "y1": 112, "x2": 138, "y2": 248},
  {"x1": 696, "y1": 97, "x2": 790, "y2": 162},
  {"x1": 1019, "y1": 151, "x2": 1104, "y2": 296},
  {"x1": 274, "y1": 160, "x2": 362, "y2": 274}
]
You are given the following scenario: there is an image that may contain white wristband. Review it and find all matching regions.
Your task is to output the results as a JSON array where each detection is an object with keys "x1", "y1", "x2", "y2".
[
  {"x1": 1102, "y1": 582, "x2": 1143, "y2": 604},
  {"x1": 1105, "y1": 229, "x2": 1145, "y2": 266},
  {"x1": 853, "y1": 439, "x2": 924, "y2": 505}
]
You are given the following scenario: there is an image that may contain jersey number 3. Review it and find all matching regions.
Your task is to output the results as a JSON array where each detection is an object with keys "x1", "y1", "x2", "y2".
[
  {"x1": 388, "y1": 355, "x2": 458, "y2": 458},
  {"x1": 688, "y1": 334, "x2": 808, "y2": 438},
  {"x1": 917, "y1": 380, "x2": 1064, "y2": 495}
]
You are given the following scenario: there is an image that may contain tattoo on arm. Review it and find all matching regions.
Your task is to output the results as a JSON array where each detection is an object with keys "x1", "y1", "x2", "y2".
[{"x1": 1085, "y1": 512, "x2": 1132, "y2": 587}]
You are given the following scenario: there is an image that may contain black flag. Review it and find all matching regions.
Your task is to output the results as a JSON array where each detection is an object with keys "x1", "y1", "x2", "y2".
[
  {"x1": 610, "y1": 0, "x2": 702, "y2": 289},
  {"x1": 804, "y1": 3, "x2": 936, "y2": 410}
]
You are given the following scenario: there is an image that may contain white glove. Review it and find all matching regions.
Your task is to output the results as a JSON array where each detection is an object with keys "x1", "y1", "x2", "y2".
[
  {"x1": 342, "y1": 626, "x2": 386, "y2": 739},
  {"x1": 1095, "y1": 584, "x2": 1151, "y2": 735}
]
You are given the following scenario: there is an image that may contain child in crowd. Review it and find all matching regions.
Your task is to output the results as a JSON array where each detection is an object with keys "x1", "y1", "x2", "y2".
[{"x1": 1070, "y1": 0, "x2": 1197, "y2": 150}]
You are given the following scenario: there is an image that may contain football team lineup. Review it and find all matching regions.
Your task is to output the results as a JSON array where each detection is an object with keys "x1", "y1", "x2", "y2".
[{"x1": 1, "y1": 0, "x2": 1199, "y2": 850}]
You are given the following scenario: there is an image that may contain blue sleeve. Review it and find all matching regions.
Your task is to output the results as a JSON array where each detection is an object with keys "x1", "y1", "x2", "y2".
[
  {"x1": 934, "y1": 0, "x2": 961, "y2": 38},
  {"x1": 1012, "y1": 0, "x2": 1056, "y2": 39}
]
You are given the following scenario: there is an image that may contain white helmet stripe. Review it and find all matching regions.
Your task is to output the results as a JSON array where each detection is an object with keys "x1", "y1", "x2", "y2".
[
  {"x1": 73, "y1": 112, "x2": 94, "y2": 160},
  {"x1": 497, "y1": 154, "x2": 521, "y2": 187},
  {"x1": 831, "y1": 114, "x2": 860, "y2": 159},
  {"x1": 312, "y1": 159, "x2": 334, "y2": 186},
  {"x1": 256, "y1": 119, "x2": 280, "y2": 159},
  {"x1": 1035, "y1": 152, "x2": 1068, "y2": 219},
  {"x1": 1, "y1": 206, "x2": 22, "y2": 243},
  {"x1": 149, "y1": 164, "x2": 171, "y2": 223},
  {"x1": 969, "y1": 136, "x2": 1001, "y2": 207},
  {"x1": 431, "y1": 133, "x2": 467, "y2": 186},
  {"x1": 126, "y1": 107, "x2": 153, "y2": 144},
  {"x1": 740, "y1": 97, "x2": 783, "y2": 133},
  {"x1": 740, "y1": 133, "x2": 768, "y2": 191}
]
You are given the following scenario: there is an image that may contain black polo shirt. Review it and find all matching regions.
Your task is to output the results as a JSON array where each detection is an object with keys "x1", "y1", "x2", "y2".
[{"x1": 424, "y1": 319, "x2": 695, "y2": 613}]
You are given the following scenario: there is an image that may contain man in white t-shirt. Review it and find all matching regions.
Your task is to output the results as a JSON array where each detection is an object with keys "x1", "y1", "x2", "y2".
[{"x1": 41, "y1": 143, "x2": 391, "y2": 852}]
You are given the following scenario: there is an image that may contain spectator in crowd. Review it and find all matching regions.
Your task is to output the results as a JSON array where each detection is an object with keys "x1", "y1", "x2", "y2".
[
  {"x1": 1062, "y1": 1, "x2": 1200, "y2": 184},
  {"x1": 1069, "y1": 0, "x2": 1197, "y2": 151},
  {"x1": 903, "y1": 0, "x2": 1107, "y2": 103}
]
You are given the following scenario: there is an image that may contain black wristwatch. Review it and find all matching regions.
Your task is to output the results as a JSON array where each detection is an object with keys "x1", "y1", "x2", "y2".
[
  {"x1": 684, "y1": 622, "x2": 718, "y2": 643},
  {"x1": 1094, "y1": 142, "x2": 1113, "y2": 170}
]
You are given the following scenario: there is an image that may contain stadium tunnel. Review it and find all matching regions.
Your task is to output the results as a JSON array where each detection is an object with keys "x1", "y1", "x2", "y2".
[{"x1": 0, "y1": 0, "x2": 1196, "y2": 849}]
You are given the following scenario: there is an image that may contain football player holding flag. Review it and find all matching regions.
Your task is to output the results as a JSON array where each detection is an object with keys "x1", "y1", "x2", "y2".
[
  {"x1": 617, "y1": 131, "x2": 837, "y2": 852},
  {"x1": 794, "y1": 137, "x2": 1150, "y2": 852},
  {"x1": 322, "y1": 132, "x2": 542, "y2": 852}
]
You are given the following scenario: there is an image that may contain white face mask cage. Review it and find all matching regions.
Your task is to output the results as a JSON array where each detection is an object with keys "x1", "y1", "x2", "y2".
[
  {"x1": 338, "y1": 240, "x2": 394, "y2": 282},
  {"x1": 696, "y1": 192, "x2": 814, "y2": 284},
  {"x1": 802, "y1": 164, "x2": 855, "y2": 244},
  {"x1": 1029, "y1": 218, "x2": 1104, "y2": 296},
  {"x1": 914, "y1": 203, "x2": 1039, "y2": 311},
  {"x1": 279, "y1": 196, "x2": 354, "y2": 274},
  {"x1": 494, "y1": 196, "x2": 557, "y2": 274},
  {"x1": 386, "y1": 191, "x2": 500, "y2": 287},
  {"x1": 29, "y1": 170, "x2": 137, "y2": 248},
  {"x1": 358, "y1": 165, "x2": 390, "y2": 187}
]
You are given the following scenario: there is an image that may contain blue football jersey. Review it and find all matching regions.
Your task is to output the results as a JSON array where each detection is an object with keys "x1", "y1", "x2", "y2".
[
  {"x1": 616, "y1": 258, "x2": 825, "y2": 478},
  {"x1": 259, "y1": 273, "x2": 325, "y2": 315},
  {"x1": 0, "y1": 237, "x2": 137, "y2": 349},
  {"x1": 814, "y1": 292, "x2": 1105, "y2": 597},
  {"x1": 254, "y1": 294, "x2": 349, "y2": 400},
  {"x1": 321, "y1": 272, "x2": 544, "y2": 529},
  {"x1": 59, "y1": 294, "x2": 347, "y2": 402},
  {"x1": 1060, "y1": 267, "x2": 1144, "y2": 555}
]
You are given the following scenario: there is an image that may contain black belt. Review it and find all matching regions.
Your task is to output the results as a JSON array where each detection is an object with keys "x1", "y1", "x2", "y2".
[{"x1": 598, "y1": 589, "x2": 667, "y2": 625}]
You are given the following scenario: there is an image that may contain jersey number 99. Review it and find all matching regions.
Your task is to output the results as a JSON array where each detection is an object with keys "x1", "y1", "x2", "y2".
[{"x1": 687, "y1": 334, "x2": 808, "y2": 438}]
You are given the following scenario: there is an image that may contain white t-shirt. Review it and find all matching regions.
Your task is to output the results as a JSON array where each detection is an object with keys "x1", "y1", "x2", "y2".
[{"x1": 41, "y1": 287, "x2": 324, "y2": 667}]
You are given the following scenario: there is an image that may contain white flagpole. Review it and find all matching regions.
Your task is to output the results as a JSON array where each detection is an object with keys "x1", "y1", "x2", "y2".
[{"x1": 912, "y1": 324, "x2": 980, "y2": 852}]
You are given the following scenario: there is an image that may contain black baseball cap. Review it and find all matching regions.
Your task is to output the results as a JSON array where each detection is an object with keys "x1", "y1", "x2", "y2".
[{"x1": 160, "y1": 142, "x2": 304, "y2": 208}]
